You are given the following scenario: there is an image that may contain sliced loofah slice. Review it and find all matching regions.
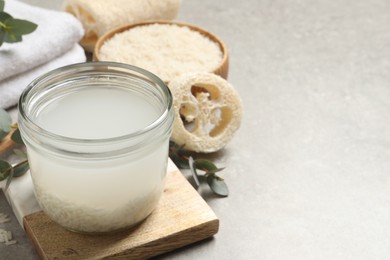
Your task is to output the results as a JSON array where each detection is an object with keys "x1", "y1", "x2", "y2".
[{"x1": 169, "y1": 72, "x2": 242, "y2": 153}]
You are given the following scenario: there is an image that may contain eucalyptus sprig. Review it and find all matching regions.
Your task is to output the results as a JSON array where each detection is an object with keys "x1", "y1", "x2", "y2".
[
  {"x1": 169, "y1": 141, "x2": 229, "y2": 197},
  {"x1": 0, "y1": 108, "x2": 28, "y2": 190},
  {"x1": 0, "y1": 0, "x2": 38, "y2": 47}
]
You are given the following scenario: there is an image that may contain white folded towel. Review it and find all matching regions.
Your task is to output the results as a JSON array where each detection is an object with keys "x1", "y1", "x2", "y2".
[
  {"x1": 0, "y1": 0, "x2": 84, "y2": 82},
  {"x1": 0, "y1": 44, "x2": 86, "y2": 109}
]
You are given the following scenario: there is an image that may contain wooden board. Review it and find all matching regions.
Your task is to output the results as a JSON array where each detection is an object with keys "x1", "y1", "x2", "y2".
[{"x1": 23, "y1": 170, "x2": 219, "y2": 259}]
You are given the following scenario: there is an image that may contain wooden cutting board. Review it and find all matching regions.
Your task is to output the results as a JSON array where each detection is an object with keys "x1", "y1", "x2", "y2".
[{"x1": 23, "y1": 170, "x2": 219, "y2": 259}]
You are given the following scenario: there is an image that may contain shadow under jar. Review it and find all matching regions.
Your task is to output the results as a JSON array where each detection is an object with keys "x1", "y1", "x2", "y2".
[{"x1": 18, "y1": 62, "x2": 174, "y2": 234}]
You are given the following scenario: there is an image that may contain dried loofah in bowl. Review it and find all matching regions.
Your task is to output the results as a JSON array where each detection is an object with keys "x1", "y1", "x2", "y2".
[{"x1": 93, "y1": 21, "x2": 229, "y2": 82}]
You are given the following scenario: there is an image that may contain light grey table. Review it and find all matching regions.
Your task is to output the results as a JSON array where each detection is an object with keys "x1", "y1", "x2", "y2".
[{"x1": 2, "y1": 0, "x2": 390, "y2": 259}]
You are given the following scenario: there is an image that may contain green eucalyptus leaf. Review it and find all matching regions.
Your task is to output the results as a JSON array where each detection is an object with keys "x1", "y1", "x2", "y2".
[
  {"x1": 194, "y1": 159, "x2": 218, "y2": 173},
  {"x1": 4, "y1": 31, "x2": 22, "y2": 43},
  {"x1": 0, "y1": 12, "x2": 12, "y2": 23},
  {"x1": 0, "y1": 108, "x2": 11, "y2": 140},
  {"x1": 0, "y1": 31, "x2": 4, "y2": 46},
  {"x1": 177, "y1": 144, "x2": 188, "y2": 154},
  {"x1": 168, "y1": 141, "x2": 229, "y2": 197},
  {"x1": 13, "y1": 148, "x2": 28, "y2": 159},
  {"x1": 11, "y1": 128, "x2": 24, "y2": 144},
  {"x1": 169, "y1": 140, "x2": 177, "y2": 148},
  {"x1": 206, "y1": 175, "x2": 229, "y2": 197},
  {"x1": 4, "y1": 18, "x2": 37, "y2": 35},
  {"x1": 168, "y1": 141, "x2": 190, "y2": 169},
  {"x1": 0, "y1": 160, "x2": 12, "y2": 181},
  {"x1": 13, "y1": 160, "x2": 29, "y2": 177},
  {"x1": 4, "y1": 160, "x2": 29, "y2": 191},
  {"x1": 189, "y1": 156, "x2": 200, "y2": 188},
  {"x1": 206, "y1": 167, "x2": 225, "y2": 174},
  {"x1": 170, "y1": 154, "x2": 190, "y2": 169},
  {"x1": 4, "y1": 165, "x2": 13, "y2": 191},
  {"x1": 0, "y1": 129, "x2": 7, "y2": 140},
  {"x1": 0, "y1": 1, "x2": 4, "y2": 12}
]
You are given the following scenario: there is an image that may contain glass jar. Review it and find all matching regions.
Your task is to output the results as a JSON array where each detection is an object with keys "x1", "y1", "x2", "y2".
[{"x1": 18, "y1": 62, "x2": 174, "y2": 233}]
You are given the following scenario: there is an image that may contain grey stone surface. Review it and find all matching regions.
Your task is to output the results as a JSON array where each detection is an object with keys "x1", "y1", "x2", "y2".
[{"x1": 2, "y1": 0, "x2": 390, "y2": 259}]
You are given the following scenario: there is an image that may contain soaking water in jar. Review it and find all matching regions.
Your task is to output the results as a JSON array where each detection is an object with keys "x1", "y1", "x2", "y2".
[{"x1": 18, "y1": 62, "x2": 174, "y2": 233}]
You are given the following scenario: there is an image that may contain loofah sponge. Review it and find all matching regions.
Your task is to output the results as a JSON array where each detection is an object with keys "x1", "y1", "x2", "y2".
[
  {"x1": 64, "y1": 0, "x2": 181, "y2": 51},
  {"x1": 169, "y1": 72, "x2": 242, "y2": 153}
]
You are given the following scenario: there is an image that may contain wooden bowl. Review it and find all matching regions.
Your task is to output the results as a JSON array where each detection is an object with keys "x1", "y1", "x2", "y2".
[{"x1": 93, "y1": 20, "x2": 229, "y2": 81}]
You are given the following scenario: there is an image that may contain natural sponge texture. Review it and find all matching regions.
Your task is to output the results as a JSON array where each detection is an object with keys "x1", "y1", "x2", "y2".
[
  {"x1": 64, "y1": 0, "x2": 181, "y2": 51},
  {"x1": 169, "y1": 72, "x2": 242, "y2": 153}
]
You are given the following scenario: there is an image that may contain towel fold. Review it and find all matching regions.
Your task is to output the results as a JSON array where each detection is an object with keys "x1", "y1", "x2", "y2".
[
  {"x1": 0, "y1": 0, "x2": 84, "y2": 81},
  {"x1": 0, "y1": 44, "x2": 86, "y2": 109},
  {"x1": 64, "y1": 0, "x2": 181, "y2": 51}
]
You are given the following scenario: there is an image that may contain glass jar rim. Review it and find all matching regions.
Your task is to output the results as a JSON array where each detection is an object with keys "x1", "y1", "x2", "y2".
[{"x1": 18, "y1": 61, "x2": 173, "y2": 145}]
